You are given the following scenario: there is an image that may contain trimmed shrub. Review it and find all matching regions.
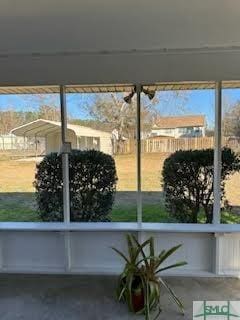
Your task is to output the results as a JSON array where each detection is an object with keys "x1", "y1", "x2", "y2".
[
  {"x1": 34, "y1": 149, "x2": 118, "y2": 222},
  {"x1": 162, "y1": 148, "x2": 240, "y2": 223}
]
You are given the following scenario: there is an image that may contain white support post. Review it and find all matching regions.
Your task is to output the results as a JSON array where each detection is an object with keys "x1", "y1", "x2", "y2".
[
  {"x1": 213, "y1": 81, "x2": 222, "y2": 224},
  {"x1": 136, "y1": 84, "x2": 142, "y2": 226},
  {"x1": 63, "y1": 231, "x2": 72, "y2": 271},
  {"x1": 60, "y1": 85, "x2": 70, "y2": 223},
  {"x1": 62, "y1": 154, "x2": 70, "y2": 223},
  {"x1": 60, "y1": 85, "x2": 71, "y2": 271},
  {"x1": 214, "y1": 233, "x2": 222, "y2": 275}
]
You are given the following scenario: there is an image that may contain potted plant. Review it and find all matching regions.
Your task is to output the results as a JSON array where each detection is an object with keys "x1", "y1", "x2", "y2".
[{"x1": 111, "y1": 234, "x2": 187, "y2": 320}]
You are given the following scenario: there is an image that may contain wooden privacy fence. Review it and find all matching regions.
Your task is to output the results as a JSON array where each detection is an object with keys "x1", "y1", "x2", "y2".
[
  {"x1": 143, "y1": 137, "x2": 214, "y2": 153},
  {"x1": 118, "y1": 136, "x2": 240, "y2": 154}
]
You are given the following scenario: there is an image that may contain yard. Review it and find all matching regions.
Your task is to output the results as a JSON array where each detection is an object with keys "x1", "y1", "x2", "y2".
[{"x1": 0, "y1": 152, "x2": 240, "y2": 223}]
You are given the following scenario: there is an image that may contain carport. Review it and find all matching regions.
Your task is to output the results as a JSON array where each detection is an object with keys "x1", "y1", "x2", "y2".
[{"x1": 11, "y1": 118, "x2": 112, "y2": 154}]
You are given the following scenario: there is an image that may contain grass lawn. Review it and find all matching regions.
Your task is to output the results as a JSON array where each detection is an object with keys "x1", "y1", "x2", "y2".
[
  {"x1": 0, "y1": 193, "x2": 40, "y2": 222},
  {"x1": 0, "y1": 154, "x2": 240, "y2": 223},
  {"x1": 0, "y1": 193, "x2": 239, "y2": 224},
  {"x1": 0, "y1": 192, "x2": 175, "y2": 223},
  {"x1": 110, "y1": 204, "x2": 177, "y2": 223}
]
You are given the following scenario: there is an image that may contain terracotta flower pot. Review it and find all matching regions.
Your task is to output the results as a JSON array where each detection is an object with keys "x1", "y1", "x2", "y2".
[{"x1": 132, "y1": 288, "x2": 144, "y2": 312}]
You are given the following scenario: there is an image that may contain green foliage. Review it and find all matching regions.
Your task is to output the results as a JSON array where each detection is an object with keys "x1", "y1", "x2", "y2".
[
  {"x1": 112, "y1": 234, "x2": 187, "y2": 320},
  {"x1": 34, "y1": 149, "x2": 118, "y2": 222},
  {"x1": 162, "y1": 148, "x2": 240, "y2": 223}
]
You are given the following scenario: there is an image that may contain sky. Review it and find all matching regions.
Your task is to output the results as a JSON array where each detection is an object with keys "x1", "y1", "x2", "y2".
[{"x1": 0, "y1": 88, "x2": 240, "y2": 130}]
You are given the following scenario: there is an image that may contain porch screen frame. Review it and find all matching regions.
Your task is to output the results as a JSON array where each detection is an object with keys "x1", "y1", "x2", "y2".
[{"x1": 60, "y1": 81, "x2": 223, "y2": 226}]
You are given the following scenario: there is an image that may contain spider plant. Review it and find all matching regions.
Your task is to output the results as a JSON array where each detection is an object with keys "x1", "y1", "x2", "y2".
[{"x1": 111, "y1": 234, "x2": 187, "y2": 320}]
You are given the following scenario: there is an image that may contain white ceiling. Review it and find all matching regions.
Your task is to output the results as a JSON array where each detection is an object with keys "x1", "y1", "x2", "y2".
[{"x1": 1, "y1": 0, "x2": 240, "y2": 54}]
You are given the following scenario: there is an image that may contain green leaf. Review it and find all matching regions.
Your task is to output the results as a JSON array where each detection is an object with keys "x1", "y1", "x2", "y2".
[
  {"x1": 136, "y1": 255, "x2": 156, "y2": 267},
  {"x1": 126, "y1": 234, "x2": 136, "y2": 261},
  {"x1": 148, "y1": 280, "x2": 160, "y2": 310},
  {"x1": 158, "y1": 250, "x2": 166, "y2": 260},
  {"x1": 111, "y1": 247, "x2": 130, "y2": 264},
  {"x1": 131, "y1": 235, "x2": 151, "y2": 268},
  {"x1": 156, "y1": 261, "x2": 187, "y2": 273},
  {"x1": 159, "y1": 278, "x2": 184, "y2": 315},
  {"x1": 118, "y1": 282, "x2": 127, "y2": 301},
  {"x1": 153, "y1": 307, "x2": 162, "y2": 320},
  {"x1": 149, "y1": 237, "x2": 155, "y2": 268},
  {"x1": 158, "y1": 244, "x2": 182, "y2": 265},
  {"x1": 126, "y1": 273, "x2": 134, "y2": 312}
]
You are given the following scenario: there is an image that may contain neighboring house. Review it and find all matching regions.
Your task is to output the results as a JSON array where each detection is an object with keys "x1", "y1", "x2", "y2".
[
  {"x1": 11, "y1": 119, "x2": 113, "y2": 155},
  {"x1": 151, "y1": 115, "x2": 205, "y2": 138}
]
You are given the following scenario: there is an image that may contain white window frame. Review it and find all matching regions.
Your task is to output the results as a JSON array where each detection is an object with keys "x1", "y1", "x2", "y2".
[
  {"x1": 59, "y1": 81, "x2": 224, "y2": 228},
  {"x1": 0, "y1": 81, "x2": 232, "y2": 232},
  {"x1": 60, "y1": 81, "x2": 227, "y2": 232}
]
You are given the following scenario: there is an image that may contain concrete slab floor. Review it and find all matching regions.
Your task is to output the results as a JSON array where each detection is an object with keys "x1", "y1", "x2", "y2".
[{"x1": 0, "y1": 275, "x2": 239, "y2": 320}]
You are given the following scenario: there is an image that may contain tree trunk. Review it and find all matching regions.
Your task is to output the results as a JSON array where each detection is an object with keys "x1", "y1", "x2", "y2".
[
  {"x1": 192, "y1": 207, "x2": 199, "y2": 223},
  {"x1": 204, "y1": 205, "x2": 213, "y2": 223}
]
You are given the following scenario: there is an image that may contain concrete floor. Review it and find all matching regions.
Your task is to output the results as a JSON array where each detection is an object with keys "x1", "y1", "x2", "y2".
[{"x1": 0, "y1": 275, "x2": 240, "y2": 319}]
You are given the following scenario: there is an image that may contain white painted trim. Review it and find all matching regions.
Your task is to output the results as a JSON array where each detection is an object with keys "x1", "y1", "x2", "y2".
[
  {"x1": 214, "y1": 234, "x2": 221, "y2": 275},
  {"x1": 63, "y1": 231, "x2": 72, "y2": 271},
  {"x1": 0, "y1": 229, "x2": 239, "y2": 276},
  {"x1": 0, "y1": 222, "x2": 240, "y2": 233},
  {"x1": 60, "y1": 85, "x2": 70, "y2": 223},
  {"x1": 136, "y1": 84, "x2": 142, "y2": 226},
  {"x1": 62, "y1": 154, "x2": 70, "y2": 223},
  {"x1": 213, "y1": 81, "x2": 222, "y2": 224},
  {"x1": 0, "y1": 222, "x2": 139, "y2": 231},
  {"x1": 60, "y1": 86, "x2": 72, "y2": 274}
]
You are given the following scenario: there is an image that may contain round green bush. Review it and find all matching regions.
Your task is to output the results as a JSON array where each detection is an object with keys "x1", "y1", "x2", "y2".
[
  {"x1": 162, "y1": 148, "x2": 240, "y2": 223},
  {"x1": 34, "y1": 149, "x2": 118, "y2": 222}
]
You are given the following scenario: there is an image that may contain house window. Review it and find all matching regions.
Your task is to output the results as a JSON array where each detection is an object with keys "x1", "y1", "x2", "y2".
[{"x1": 178, "y1": 127, "x2": 188, "y2": 134}]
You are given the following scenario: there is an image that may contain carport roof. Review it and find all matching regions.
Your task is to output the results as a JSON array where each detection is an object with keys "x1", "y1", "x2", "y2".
[
  {"x1": 11, "y1": 119, "x2": 111, "y2": 138},
  {"x1": 0, "y1": 81, "x2": 240, "y2": 95},
  {"x1": 10, "y1": 119, "x2": 62, "y2": 137}
]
